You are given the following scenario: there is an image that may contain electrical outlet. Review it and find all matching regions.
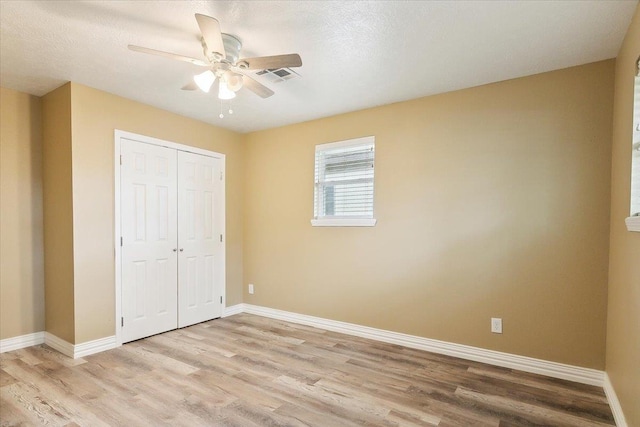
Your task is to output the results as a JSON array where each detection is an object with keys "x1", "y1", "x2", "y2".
[
  {"x1": 248, "y1": 284, "x2": 254, "y2": 295},
  {"x1": 491, "y1": 317, "x2": 503, "y2": 334}
]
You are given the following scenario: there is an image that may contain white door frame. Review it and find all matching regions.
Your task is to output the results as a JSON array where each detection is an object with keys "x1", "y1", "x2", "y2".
[{"x1": 114, "y1": 130, "x2": 226, "y2": 346}]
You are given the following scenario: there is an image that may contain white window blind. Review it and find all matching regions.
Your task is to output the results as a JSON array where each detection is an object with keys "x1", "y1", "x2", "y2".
[
  {"x1": 626, "y1": 60, "x2": 640, "y2": 232},
  {"x1": 631, "y1": 69, "x2": 640, "y2": 216},
  {"x1": 314, "y1": 136, "x2": 375, "y2": 223}
]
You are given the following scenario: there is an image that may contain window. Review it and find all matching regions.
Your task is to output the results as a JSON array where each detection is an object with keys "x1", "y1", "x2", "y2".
[
  {"x1": 627, "y1": 56, "x2": 640, "y2": 232},
  {"x1": 312, "y1": 136, "x2": 376, "y2": 227}
]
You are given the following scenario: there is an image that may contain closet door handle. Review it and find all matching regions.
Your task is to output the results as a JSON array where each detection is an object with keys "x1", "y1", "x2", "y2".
[
  {"x1": 179, "y1": 248, "x2": 184, "y2": 252},
  {"x1": 172, "y1": 248, "x2": 177, "y2": 252}
]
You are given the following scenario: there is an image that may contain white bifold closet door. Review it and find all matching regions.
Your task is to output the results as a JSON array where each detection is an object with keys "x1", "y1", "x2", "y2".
[
  {"x1": 121, "y1": 139, "x2": 178, "y2": 343},
  {"x1": 120, "y1": 139, "x2": 223, "y2": 343},
  {"x1": 177, "y1": 150, "x2": 224, "y2": 328}
]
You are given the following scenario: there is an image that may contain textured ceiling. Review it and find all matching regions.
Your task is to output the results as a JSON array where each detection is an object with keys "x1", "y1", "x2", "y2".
[{"x1": 1, "y1": 1, "x2": 637, "y2": 133}]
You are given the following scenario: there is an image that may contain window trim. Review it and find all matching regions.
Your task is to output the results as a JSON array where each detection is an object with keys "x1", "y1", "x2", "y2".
[
  {"x1": 627, "y1": 56, "x2": 640, "y2": 232},
  {"x1": 626, "y1": 216, "x2": 640, "y2": 232},
  {"x1": 311, "y1": 218, "x2": 377, "y2": 227},
  {"x1": 312, "y1": 136, "x2": 377, "y2": 227}
]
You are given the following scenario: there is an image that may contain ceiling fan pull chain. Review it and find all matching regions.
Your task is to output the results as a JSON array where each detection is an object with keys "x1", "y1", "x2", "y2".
[{"x1": 218, "y1": 100, "x2": 234, "y2": 119}]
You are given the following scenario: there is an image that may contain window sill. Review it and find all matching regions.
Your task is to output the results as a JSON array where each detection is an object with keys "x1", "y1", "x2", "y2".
[
  {"x1": 311, "y1": 218, "x2": 377, "y2": 227},
  {"x1": 625, "y1": 216, "x2": 640, "y2": 232}
]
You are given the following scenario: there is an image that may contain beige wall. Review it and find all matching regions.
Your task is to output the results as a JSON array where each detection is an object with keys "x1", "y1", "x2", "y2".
[
  {"x1": 68, "y1": 83, "x2": 244, "y2": 343},
  {"x1": 244, "y1": 60, "x2": 614, "y2": 369},
  {"x1": 606, "y1": 4, "x2": 640, "y2": 426},
  {"x1": 42, "y1": 83, "x2": 75, "y2": 343},
  {"x1": 0, "y1": 87, "x2": 44, "y2": 340}
]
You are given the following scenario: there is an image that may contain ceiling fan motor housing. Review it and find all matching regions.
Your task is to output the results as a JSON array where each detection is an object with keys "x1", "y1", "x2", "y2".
[{"x1": 221, "y1": 34, "x2": 242, "y2": 64}]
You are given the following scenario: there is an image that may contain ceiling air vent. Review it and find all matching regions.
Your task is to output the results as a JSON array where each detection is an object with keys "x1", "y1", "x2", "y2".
[{"x1": 254, "y1": 68, "x2": 300, "y2": 84}]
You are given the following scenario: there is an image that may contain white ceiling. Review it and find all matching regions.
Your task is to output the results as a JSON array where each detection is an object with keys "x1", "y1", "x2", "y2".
[{"x1": 1, "y1": 1, "x2": 637, "y2": 133}]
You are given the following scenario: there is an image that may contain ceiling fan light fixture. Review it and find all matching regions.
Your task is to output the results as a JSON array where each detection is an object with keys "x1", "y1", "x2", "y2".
[
  {"x1": 194, "y1": 70, "x2": 215, "y2": 92},
  {"x1": 218, "y1": 80, "x2": 236, "y2": 100},
  {"x1": 225, "y1": 72, "x2": 243, "y2": 92},
  {"x1": 224, "y1": 71, "x2": 243, "y2": 92}
]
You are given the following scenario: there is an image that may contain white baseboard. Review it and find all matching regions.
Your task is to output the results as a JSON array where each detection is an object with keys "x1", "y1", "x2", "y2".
[
  {"x1": 44, "y1": 332, "x2": 74, "y2": 357},
  {"x1": 0, "y1": 332, "x2": 45, "y2": 353},
  {"x1": 604, "y1": 373, "x2": 628, "y2": 427},
  {"x1": 222, "y1": 303, "x2": 244, "y2": 317},
  {"x1": 44, "y1": 332, "x2": 117, "y2": 359},
  {"x1": 74, "y1": 335, "x2": 118, "y2": 358},
  {"x1": 240, "y1": 304, "x2": 605, "y2": 387}
]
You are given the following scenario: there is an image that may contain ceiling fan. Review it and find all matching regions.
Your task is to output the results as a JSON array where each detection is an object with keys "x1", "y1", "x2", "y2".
[{"x1": 128, "y1": 14, "x2": 302, "y2": 101}]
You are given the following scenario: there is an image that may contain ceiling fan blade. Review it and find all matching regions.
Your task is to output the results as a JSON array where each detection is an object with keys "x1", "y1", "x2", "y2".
[
  {"x1": 181, "y1": 81, "x2": 198, "y2": 91},
  {"x1": 238, "y1": 54, "x2": 302, "y2": 70},
  {"x1": 241, "y1": 74, "x2": 275, "y2": 98},
  {"x1": 128, "y1": 45, "x2": 209, "y2": 66},
  {"x1": 195, "y1": 14, "x2": 226, "y2": 58}
]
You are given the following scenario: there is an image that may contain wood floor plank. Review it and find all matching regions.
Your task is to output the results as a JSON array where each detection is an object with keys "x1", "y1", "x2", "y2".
[
  {"x1": 466, "y1": 366, "x2": 609, "y2": 404},
  {"x1": 1, "y1": 360, "x2": 109, "y2": 427},
  {"x1": 455, "y1": 387, "x2": 613, "y2": 427},
  {"x1": 459, "y1": 370, "x2": 614, "y2": 424},
  {"x1": 8, "y1": 349, "x2": 42, "y2": 367},
  {"x1": 0, "y1": 313, "x2": 615, "y2": 426},
  {"x1": 23, "y1": 346, "x2": 86, "y2": 368},
  {"x1": 0, "y1": 369, "x2": 17, "y2": 389},
  {"x1": 275, "y1": 374, "x2": 392, "y2": 421},
  {"x1": 314, "y1": 377, "x2": 442, "y2": 426},
  {"x1": 120, "y1": 343, "x2": 200, "y2": 376},
  {"x1": 1, "y1": 381, "x2": 70, "y2": 426}
]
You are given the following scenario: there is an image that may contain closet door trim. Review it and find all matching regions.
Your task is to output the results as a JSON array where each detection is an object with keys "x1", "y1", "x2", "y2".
[{"x1": 114, "y1": 129, "x2": 226, "y2": 347}]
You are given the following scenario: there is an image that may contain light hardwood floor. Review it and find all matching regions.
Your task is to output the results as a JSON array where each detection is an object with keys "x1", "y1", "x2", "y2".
[{"x1": 1, "y1": 314, "x2": 614, "y2": 426}]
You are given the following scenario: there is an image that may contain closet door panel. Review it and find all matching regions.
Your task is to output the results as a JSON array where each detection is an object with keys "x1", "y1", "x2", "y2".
[
  {"x1": 121, "y1": 139, "x2": 178, "y2": 343},
  {"x1": 177, "y1": 151, "x2": 223, "y2": 327}
]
